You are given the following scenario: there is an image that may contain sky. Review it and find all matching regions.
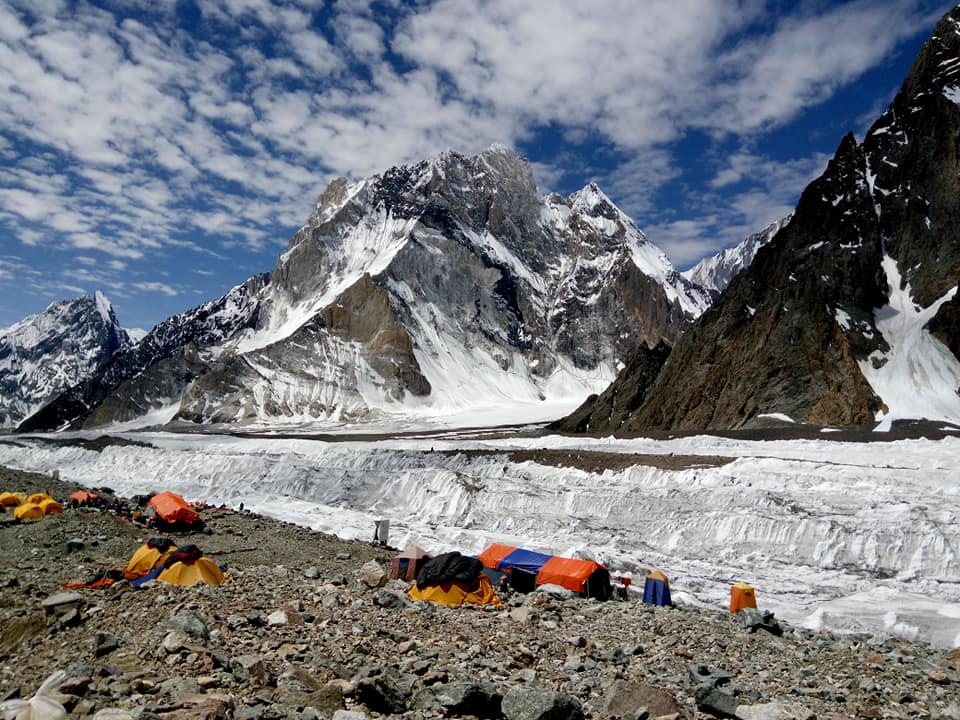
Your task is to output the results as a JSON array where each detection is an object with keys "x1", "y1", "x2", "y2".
[{"x1": 0, "y1": 0, "x2": 954, "y2": 332}]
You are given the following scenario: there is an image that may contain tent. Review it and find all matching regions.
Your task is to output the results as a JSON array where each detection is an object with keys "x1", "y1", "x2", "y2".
[
  {"x1": 148, "y1": 492, "x2": 202, "y2": 528},
  {"x1": 478, "y1": 543, "x2": 612, "y2": 600},
  {"x1": 408, "y1": 575, "x2": 501, "y2": 607},
  {"x1": 730, "y1": 582, "x2": 757, "y2": 612},
  {"x1": 13, "y1": 503, "x2": 44, "y2": 521},
  {"x1": 69, "y1": 490, "x2": 99, "y2": 505},
  {"x1": 156, "y1": 545, "x2": 226, "y2": 586},
  {"x1": 39, "y1": 498, "x2": 63, "y2": 516},
  {"x1": 407, "y1": 551, "x2": 502, "y2": 608},
  {"x1": 125, "y1": 538, "x2": 178, "y2": 579},
  {"x1": 0, "y1": 492, "x2": 20, "y2": 507},
  {"x1": 642, "y1": 570, "x2": 672, "y2": 606},
  {"x1": 26, "y1": 493, "x2": 53, "y2": 505},
  {"x1": 390, "y1": 546, "x2": 432, "y2": 582}
]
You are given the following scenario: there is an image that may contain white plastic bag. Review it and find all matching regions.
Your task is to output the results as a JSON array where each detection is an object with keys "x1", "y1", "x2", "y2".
[{"x1": 0, "y1": 671, "x2": 67, "y2": 720}]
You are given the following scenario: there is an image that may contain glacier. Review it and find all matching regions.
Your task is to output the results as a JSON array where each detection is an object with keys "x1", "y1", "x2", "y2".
[{"x1": 2, "y1": 427, "x2": 958, "y2": 648}]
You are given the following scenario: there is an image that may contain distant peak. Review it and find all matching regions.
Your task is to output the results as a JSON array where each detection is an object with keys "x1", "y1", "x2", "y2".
[{"x1": 482, "y1": 142, "x2": 518, "y2": 156}]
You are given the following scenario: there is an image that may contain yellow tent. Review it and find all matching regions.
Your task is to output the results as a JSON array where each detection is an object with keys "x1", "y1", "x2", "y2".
[
  {"x1": 13, "y1": 503, "x2": 44, "y2": 521},
  {"x1": 156, "y1": 557, "x2": 227, "y2": 586},
  {"x1": 26, "y1": 493, "x2": 53, "y2": 505},
  {"x1": 407, "y1": 575, "x2": 502, "y2": 607},
  {"x1": 730, "y1": 582, "x2": 757, "y2": 612},
  {"x1": 124, "y1": 540, "x2": 178, "y2": 579},
  {"x1": 39, "y1": 498, "x2": 63, "y2": 515},
  {"x1": 0, "y1": 492, "x2": 20, "y2": 507}
]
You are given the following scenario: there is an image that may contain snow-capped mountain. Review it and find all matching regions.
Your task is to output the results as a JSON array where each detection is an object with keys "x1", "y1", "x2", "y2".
[
  {"x1": 22, "y1": 145, "x2": 707, "y2": 431},
  {"x1": 683, "y1": 215, "x2": 793, "y2": 294},
  {"x1": 581, "y1": 6, "x2": 960, "y2": 432},
  {"x1": 0, "y1": 292, "x2": 132, "y2": 429}
]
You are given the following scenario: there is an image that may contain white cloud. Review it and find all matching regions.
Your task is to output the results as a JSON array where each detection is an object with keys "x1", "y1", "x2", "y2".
[
  {"x1": 0, "y1": 0, "x2": 949, "y2": 326},
  {"x1": 134, "y1": 281, "x2": 178, "y2": 296}
]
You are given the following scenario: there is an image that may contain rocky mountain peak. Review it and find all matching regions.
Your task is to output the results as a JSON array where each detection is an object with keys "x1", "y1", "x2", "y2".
[{"x1": 0, "y1": 294, "x2": 133, "y2": 429}]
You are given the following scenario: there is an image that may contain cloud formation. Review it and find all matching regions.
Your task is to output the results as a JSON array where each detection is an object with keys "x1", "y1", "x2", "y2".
[{"x1": 0, "y1": 0, "x2": 950, "y2": 327}]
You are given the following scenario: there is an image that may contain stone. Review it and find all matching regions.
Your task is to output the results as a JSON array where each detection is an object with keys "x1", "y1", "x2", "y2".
[
  {"x1": 167, "y1": 613, "x2": 210, "y2": 642},
  {"x1": 227, "y1": 655, "x2": 269, "y2": 685},
  {"x1": 510, "y1": 607, "x2": 540, "y2": 624},
  {"x1": 601, "y1": 680, "x2": 680, "y2": 718},
  {"x1": 372, "y1": 589, "x2": 406, "y2": 608},
  {"x1": 419, "y1": 680, "x2": 502, "y2": 718},
  {"x1": 357, "y1": 560, "x2": 386, "y2": 589},
  {"x1": 67, "y1": 538, "x2": 86, "y2": 553},
  {"x1": 40, "y1": 592, "x2": 85, "y2": 614},
  {"x1": 266, "y1": 611, "x2": 289, "y2": 627},
  {"x1": 695, "y1": 685, "x2": 740, "y2": 719},
  {"x1": 735, "y1": 608, "x2": 783, "y2": 636},
  {"x1": 304, "y1": 567, "x2": 319, "y2": 579},
  {"x1": 735, "y1": 701, "x2": 816, "y2": 720},
  {"x1": 162, "y1": 631, "x2": 191, "y2": 654},
  {"x1": 94, "y1": 632, "x2": 121, "y2": 658},
  {"x1": 331, "y1": 711, "x2": 368, "y2": 720},
  {"x1": 501, "y1": 686, "x2": 585, "y2": 720},
  {"x1": 354, "y1": 667, "x2": 412, "y2": 715}
]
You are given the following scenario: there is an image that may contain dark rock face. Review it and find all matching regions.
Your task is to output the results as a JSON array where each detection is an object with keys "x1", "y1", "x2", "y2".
[
  {"x1": 549, "y1": 341, "x2": 671, "y2": 434},
  {"x1": 596, "y1": 8, "x2": 960, "y2": 432},
  {"x1": 0, "y1": 294, "x2": 132, "y2": 429}
]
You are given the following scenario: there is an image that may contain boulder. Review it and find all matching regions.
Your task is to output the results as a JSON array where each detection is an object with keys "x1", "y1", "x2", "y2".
[
  {"x1": 501, "y1": 686, "x2": 584, "y2": 720},
  {"x1": 357, "y1": 560, "x2": 387, "y2": 589}
]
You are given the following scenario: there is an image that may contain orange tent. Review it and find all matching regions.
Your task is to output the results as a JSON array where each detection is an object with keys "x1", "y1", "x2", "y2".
[
  {"x1": 0, "y1": 492, "x2": 20, "y2": 507},
  {"x1": 478, "y1": 543, "x2": 612, "y2": 599},
  {"x1": 26, "y1": 493, "x2": 53, "y2": 505},
  {"x1": 148, "y1": 492, "x2": 201, "y2": 526},
  {"x1": 69, "y1": 490, "x2": 99, "y2": 504},
  {"x1": 478, "y1": 543, "x2": 516, "y2": 569},
  {"x1": 536, "y1": 556, "x2": 606, "y2": 595},
  {"x1": 730, "y1": 582, "x2": 757, "y2": 612}
]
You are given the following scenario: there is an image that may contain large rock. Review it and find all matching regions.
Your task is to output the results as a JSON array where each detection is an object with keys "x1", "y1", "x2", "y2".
[
  {"x1": 501, "y1": 686, "x2": 584, "y2": 720},
  {"x1": 601, "y1": 680, "x2": 680, "y2": 718}
]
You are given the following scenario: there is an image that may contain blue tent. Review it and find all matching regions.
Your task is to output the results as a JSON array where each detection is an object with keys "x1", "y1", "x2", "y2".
[{"x1": 642, "y1": 570, "x2": 672, "y2": 606}]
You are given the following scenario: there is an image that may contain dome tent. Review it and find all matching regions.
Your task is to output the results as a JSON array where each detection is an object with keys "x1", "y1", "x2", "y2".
[{"x1": 478, "y1": 543, "x2": 611, "y2": 600}]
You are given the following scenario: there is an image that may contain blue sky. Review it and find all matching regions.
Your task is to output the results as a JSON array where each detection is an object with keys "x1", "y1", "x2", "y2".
[{"x1": 0, "y1": 0, "x2": 953, "y2": 331}]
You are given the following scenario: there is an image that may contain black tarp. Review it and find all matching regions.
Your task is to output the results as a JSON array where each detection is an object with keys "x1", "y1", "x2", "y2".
[{"x1": 415, "y1": 551, "x2": 483, "y2": 589}]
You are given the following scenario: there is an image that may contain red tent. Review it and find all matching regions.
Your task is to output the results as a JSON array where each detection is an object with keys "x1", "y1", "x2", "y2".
[{"x1": 148, "y1": 492, "x2": 201, "y2": 526}]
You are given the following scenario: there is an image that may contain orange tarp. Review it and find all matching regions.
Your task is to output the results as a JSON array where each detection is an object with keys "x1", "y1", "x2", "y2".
[
  {"x1": 149, "y1": 492, "x2": 201, "y2": 526},
  {"x1": 730, "y1": 582, "x2": 757, "y2": 612},
  {"x1": 69, "y1": 490, "x2": 99, "y2": 503},
  {"x1": 477, "y1": 543, "x2": 516, "y2": 570},
  {"x1": 407, "y1": 575, "x2": 502, "y2": 607},
  {"x1": 536, "y1": 556, "x2": 603, "y2": 594}
]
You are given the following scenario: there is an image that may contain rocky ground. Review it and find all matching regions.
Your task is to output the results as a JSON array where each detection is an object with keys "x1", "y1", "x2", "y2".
[{"x1": 1, "y1": 465, "x2": 958, "y2": 720}]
